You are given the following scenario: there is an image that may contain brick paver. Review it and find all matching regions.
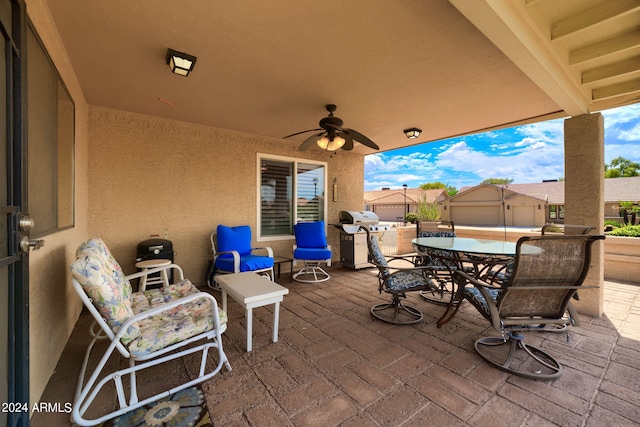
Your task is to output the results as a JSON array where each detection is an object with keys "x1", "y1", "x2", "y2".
[{"x1": 32, "y1": 268, "x2": 640, "y2": 426}]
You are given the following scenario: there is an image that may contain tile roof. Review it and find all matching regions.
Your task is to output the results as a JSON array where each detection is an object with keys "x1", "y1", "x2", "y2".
[
  {"x1": 459, "y1": 177, "x2": 640, "y2": 204},
  {"x1": 364, "y1": 188, "x2": 448, "y2": 205}
]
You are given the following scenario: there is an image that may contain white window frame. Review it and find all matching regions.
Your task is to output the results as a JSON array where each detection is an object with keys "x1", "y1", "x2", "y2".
[{"x1": 257, "y1": 153, "x2": 327, "y2": 242}]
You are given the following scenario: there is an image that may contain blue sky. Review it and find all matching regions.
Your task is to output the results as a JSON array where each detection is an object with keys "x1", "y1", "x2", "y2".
[{"x1": 364, "y1": 104, "x2": 640, "y2": 191}]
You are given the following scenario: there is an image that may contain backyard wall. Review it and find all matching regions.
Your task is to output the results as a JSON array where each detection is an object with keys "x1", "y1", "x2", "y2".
[{"x1": 88, "y1": 107, "x2": 366, "y2": 283}]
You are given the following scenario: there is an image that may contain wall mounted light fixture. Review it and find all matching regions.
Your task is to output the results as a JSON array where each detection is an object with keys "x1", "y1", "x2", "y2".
[
  {"x1": 403, "y1": 128, "x2": 422, "y2": 139},
  {"x1": 166, "y1": 48, "x2": 197, "y2": 76}
]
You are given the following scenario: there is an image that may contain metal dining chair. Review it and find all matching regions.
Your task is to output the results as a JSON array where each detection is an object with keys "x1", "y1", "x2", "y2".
[{"x1": 453, "y1": 234, "x2": 604, "y2": 380}]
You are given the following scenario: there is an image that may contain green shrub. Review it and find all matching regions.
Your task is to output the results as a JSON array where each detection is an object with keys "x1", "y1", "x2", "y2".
[
  {"x1": 405, "y1": 212, "x2": 418, "y2": 224},
  {"x1": 608, "y1": 225, "x2": 640, "y2": 237},
  {"x1": 416, "y1": 197, "x2": 440, "y2": 221},
  {"x1": 604, "y1": 220, "x2": 621, "y2": 229}
]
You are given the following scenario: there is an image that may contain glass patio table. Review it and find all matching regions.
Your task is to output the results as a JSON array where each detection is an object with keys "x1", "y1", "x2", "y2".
[{"x1": 412, "y1": 237, "x2": 517, "y2": 326}]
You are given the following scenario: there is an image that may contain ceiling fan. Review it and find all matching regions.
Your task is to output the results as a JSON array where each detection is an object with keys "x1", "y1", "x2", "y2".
[{"x1": 283, "y1": 104, "x2": 379, "y2": 152}]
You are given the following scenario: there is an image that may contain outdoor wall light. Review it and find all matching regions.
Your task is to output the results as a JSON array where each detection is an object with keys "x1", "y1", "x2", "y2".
[
  {"x1": 404, "y1": 128, "x2": 422, "y2": 139},
  {"x1": 166, "y1": 48, "x2": 197, "y2": 76}
]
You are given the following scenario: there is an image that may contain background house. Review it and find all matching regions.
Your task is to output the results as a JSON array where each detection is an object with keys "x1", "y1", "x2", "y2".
[
  {"x1": 439, "y1": 184, "x2": 547, "y2": 227},
  {"x1": 364, "y1": 188, "x2": 448, "y2": 222},
  {"x1": 443, "y1": 176, "x2": 640, "y2": 227}
]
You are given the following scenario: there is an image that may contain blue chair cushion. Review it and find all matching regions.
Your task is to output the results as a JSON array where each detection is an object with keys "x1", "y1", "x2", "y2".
[
  {"x1": 215, "y1": 254, "x2": 274, "y2": 273},
  {"x1": 217, "y1": 225, "x2": 252, "y2": 256},
  {"x1": 294, "y1": 247, "x2": 332, "y2": 261},
  {"x1": 294, "y1": 222, "x2": 327, "y2": 248},
  {"x1": 462, "y1": 287, "x2": 500, "y2": 321}
]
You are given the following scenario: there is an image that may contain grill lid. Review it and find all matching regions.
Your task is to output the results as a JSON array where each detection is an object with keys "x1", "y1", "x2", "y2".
[{"x1": 339, "y1": 211, "x2": 379, "y2": 225}]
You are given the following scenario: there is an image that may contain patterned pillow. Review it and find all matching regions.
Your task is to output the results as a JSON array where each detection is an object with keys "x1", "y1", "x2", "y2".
[{"x1": 71, "y1": 239, "x2": 139, "y2": 343}]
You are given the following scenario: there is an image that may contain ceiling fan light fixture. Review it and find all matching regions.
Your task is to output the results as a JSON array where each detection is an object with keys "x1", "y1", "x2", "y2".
[
  {"x1": 327, "y1": 135, "x2": 346, "y2": 151},
  {"x1": 166, "y1": 48, "x2": 197, "y2": 76},
  {"x1": 317, "y1": 136, "x2": 330, "y2": 149},
  {"x1": 404, "y1": 127, "x2": 422, "y2": 139}
]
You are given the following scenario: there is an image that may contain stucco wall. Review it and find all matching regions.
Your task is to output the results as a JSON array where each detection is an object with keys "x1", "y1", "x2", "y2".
[
  {"x1": 88, "y1": 106, "x2": 365, "y2": 283},
  {"x1": 26, "y1": 0, "x2": 90, "y2": 408}
]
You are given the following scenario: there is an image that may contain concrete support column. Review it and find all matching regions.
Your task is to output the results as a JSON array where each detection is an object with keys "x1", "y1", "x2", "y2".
[{"x1": 564, "y1": 113, "x2": 605, "y2": 317}]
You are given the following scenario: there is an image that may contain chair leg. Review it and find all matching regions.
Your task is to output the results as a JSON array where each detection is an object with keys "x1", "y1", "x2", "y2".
[
  {"x1": 420, "y1": 275, "x2": 453, "y2": 305},
  {"x1": 371, "y1": 294, "x2": 423, "y2": 325},
  {"x1": 474, "y1": 332, "x2": 562, "y2": 380},
  {"x1": 293, "y1": 263, "x2": 330, "y2": 283}
]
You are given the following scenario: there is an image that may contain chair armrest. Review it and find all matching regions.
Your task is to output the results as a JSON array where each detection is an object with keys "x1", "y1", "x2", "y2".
[
  {"x1": 126, "y1": 263, "x2": 185, "y2": 283},
  {"x1": 252, "y1": 246, "x2": 274, "y2": 258},
  {"x1": 114, "y1": 292, "x2": 223, "y2": 342},
  {"x1": 213, "y1": 250, "x2": 241, "y2": 272},
  {"x1": 453, "y1": 269, "x2": 501, "y2": 290},
  {"x1": 370, "y1": 260, "x2": 437, "y2": 274}
]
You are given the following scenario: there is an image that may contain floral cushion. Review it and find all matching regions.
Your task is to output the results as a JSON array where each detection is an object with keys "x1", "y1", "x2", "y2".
[
  {"x1": 71, "y1": 238, "x2": 226, "y2": 353},
  {"x1": 71, "y1": 239, "x2": 139, "y2": 343},
  {"x1": 386, "y1": 271, "x2": 432, "y2": 292},
  {"x1": 367, "y1": 234, "x2": 390, "y2": 280},
  {"x1": 128, "y1": 280, "x2": 227, "y2": 357}
]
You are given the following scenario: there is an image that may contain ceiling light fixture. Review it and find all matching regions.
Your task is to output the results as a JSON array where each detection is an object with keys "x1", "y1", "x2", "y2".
[
  {"x1": 317, "y1": 135, "x2": 346, "y2": 151},
  {"x1": 404, "y1": 128, "x2": 422, "y2": 139},
  {"x1": 166, "y1": 48, "x2": 197, "y2": 76}
]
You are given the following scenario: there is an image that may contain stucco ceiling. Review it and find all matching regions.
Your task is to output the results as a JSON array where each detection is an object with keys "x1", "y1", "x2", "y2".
[{"x1": 41, "y1": 0, "x2": 640, "y2": 154}]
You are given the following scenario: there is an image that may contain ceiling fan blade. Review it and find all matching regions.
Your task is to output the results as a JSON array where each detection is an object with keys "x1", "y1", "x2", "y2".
[
  {"x1": 340, "y1": 132, "x2": 354, "y2": 150},
  {"x1": 282, "y1": 128, "x2": 322, "y2": 139},
  {"x1": 299, "y1": 132, "x2": 325, "y2": 151},
  {"x1": 344, "y1": 128, "x2": 379, "y2": 150}
]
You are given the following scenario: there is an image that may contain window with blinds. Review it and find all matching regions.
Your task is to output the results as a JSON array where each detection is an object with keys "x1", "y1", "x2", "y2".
[{"x1": 259, "y1": 155, "x2": 326, "y2": 238}]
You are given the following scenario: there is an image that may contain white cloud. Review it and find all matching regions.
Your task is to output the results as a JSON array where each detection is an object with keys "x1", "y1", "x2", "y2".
[{"x1": 365, "y1": 104, "x2": 639, "y2": 191}]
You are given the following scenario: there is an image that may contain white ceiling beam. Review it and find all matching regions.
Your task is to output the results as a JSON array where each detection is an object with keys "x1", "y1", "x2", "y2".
[
  {"x1": 570, "y1": 29, "x2": 640, "y2": 65},
  {"x1": 592, "y1": 77, "x2": 640, "y2": 100},
  {"x1": 449, "y1": 0, "x2": 590, "y2": 116},
  {"x1": 582, "y1": 56, "x2": 640, "y2": 84},
  {"x1": 552, "y1": 0, "x2": 640, "y2": 41}
]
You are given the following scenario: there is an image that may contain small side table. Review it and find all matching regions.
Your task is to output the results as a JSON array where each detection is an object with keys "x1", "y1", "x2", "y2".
[
  {"x1": 135, "y1": 259, "x2": 171, "y2": 291},
  {"x1": 273, "y1": 256, "x2": 293, "y2": 282},
  {"x1": 215, "y1": 272, "x2": 289, "y2": 352}
]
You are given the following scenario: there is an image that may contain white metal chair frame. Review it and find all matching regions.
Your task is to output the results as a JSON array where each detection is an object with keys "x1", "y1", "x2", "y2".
[
  {"x1": 292, "y1": 244, "x2": 332, "y2": 283},
  {"x1": 71, "y1": 262, "x2": 231, "y2": 426}
]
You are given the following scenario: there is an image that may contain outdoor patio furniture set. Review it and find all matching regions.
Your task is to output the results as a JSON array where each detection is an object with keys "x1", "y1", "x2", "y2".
[{"x1": 68, "y1": 220, "x2": 604, "y2": 424}]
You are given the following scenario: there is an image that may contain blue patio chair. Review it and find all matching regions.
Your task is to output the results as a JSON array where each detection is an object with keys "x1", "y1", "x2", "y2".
[
  {"x1": 292, "y1": 221, "x2": 332, "y2": 283},
  {"x1": 209, "y1": 225, "x2": 274, "y2": 287}
]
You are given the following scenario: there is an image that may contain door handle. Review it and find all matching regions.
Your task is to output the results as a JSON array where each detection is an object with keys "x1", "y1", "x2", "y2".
[{"x1": 20, "y1": 236, "x2": 45, "y2": 252}]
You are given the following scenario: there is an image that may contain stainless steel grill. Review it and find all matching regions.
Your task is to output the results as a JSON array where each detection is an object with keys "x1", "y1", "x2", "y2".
[{"x1": 337, "y1": 211, "x2": 387, "y2": 269}]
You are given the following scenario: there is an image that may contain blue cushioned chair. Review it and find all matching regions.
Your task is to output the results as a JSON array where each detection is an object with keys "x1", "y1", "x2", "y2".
[
  {"x1": 210, "y1": 225, "x2": 274, "y2": 288},
  {"x1": 292, "y1": 221, "x2": 332, "y2": 283}
]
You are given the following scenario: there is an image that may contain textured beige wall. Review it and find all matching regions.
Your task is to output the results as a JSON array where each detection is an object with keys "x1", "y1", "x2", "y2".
[
  {"x1": 88, "y1": 106, "x2": 365, "y2": 283},
  {"x1": 564, "y1": 113, "x2": 605, "y2": 317},
  {"x1": 26, "y1": 0, "x2": 89, "y2": 407}
]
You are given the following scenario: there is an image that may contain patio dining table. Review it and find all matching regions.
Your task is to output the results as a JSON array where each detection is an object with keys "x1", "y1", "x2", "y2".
[{"x1": 412, "y1": 237, "x2": 518, "y2": 326}]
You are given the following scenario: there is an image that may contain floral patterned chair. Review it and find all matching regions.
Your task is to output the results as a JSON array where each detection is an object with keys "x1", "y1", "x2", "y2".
[
  {"x1": 363, "y1": 227, "x2": 439, "y2": 325},
  {"x1": 453, "y1": 234, "x2": 604, "y2": 380},
  {"x1": 70, "y1": 238, "x2": 231, "y2": 426}
]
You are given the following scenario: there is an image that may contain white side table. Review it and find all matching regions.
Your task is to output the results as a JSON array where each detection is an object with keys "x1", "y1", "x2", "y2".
[
  {"x1": 135, "y1": 259, "x2": 171, "y2": 291},
  {"x1": 215, "y1": 272, "x2": 289, "y2": 352}
]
